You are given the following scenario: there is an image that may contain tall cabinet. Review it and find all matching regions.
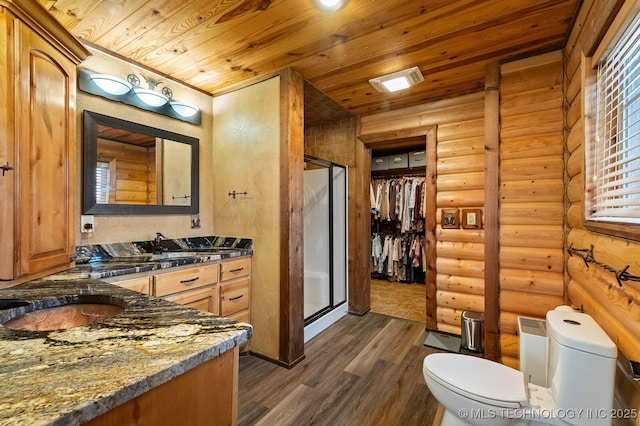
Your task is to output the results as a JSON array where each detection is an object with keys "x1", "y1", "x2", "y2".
[{"x1": 0, "y1": 0, "x2": 89, "y2": 284}]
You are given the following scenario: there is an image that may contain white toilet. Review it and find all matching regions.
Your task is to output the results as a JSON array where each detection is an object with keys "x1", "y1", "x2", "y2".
[{"x1": 423, "y1": 307, "x2": 617, "y2": 426}]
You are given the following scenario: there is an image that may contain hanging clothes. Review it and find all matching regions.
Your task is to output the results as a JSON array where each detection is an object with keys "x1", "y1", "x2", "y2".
[{"x1": 371, "y1": 176, "x2": 425, "y2": 231}]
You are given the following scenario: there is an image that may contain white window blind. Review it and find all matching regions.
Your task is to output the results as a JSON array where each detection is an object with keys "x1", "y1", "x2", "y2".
[
  {"x1": 96, "y1": 162, "x2": 110, "y2": 204},
  {"x1": 590, "y1": 10, "x2": 640, "y2": 224}
]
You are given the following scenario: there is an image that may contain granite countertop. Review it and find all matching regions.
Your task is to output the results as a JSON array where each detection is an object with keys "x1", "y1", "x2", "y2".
[
  {"x1": 65, "y1": 235, "x2": 254, "y2": 280},
  {"x1": 0, "y1": 273, "x2": 252, "y2": 425},
  {"x1": 62, "y1": 247, "x2": 254, "y2": 281}
]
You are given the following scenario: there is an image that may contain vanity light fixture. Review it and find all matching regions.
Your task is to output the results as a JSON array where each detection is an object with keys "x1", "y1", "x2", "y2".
[
  {"x1": 133, "y1": 87, "x2": 169, "y2": 107},
  {"x1": 169, "y1": 100, "x2": 199, "y2": 118},
  {"x1": 313, "y1": 0, "x2": 349, "y2": 12},
  {"x1": 128, "y1": 74, "x2": 169, "y2": 107},
  {"x1": 78, "y1": 68, "x2": 202, "y2": 125},
  {"x1": 89, "y1": 74, "x2": 132, "y2": 95},
  {"x1": 369, "y1": 66, "x2": 425, "y2": 93}
]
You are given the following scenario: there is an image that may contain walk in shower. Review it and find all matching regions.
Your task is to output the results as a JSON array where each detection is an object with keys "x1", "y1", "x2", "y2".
[{"x1": 303, "y1": 156, "x2": 347, "y2": 342}]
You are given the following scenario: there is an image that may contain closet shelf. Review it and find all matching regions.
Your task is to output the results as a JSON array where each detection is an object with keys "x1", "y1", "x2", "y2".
[{"x1": 371, "y1": 166, "x2": 425, "y2": 178}]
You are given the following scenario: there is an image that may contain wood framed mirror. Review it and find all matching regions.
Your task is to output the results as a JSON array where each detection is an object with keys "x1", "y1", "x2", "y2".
[{"x1": 82, "y1": 111, "x2": 199, "y2": 215}]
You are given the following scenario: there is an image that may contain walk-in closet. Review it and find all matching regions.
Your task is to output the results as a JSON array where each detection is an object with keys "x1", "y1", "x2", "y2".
[{"x1": 370, "y1": 139, "x2": 428, "y2": 323}]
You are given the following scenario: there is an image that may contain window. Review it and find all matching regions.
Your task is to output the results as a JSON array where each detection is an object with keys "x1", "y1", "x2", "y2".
[
  {"x1": 96, "y1": 162, "x2": 110, "y2": 204},
  {"x1": 586, "y1": 7, "x2": 640, "y2": 233}
]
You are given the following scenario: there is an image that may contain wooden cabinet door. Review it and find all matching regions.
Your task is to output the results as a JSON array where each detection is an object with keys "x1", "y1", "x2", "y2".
[
  {"x1": 165, "y1": 286, "x2": 219, "y2": 315},
  {"x1": 14, "y1": 22, "x2": 77, "y2": 278},
  {"x1": 0, "y1": 12, "x2": 15, "y2": 280},
  {"x1": 114, "y1": 276, "x2": 151, "y2": 295}
]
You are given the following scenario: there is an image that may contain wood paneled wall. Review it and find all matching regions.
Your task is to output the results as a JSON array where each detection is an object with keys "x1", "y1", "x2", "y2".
[
  {"x1": 564, "y1": 0, "x2": 640, "y2": 411},
  {"x1": 359, "y1": 92, "x2": 485, "y2": 335},
  {"x1": 97, "y1": 139, "x2": 156, "y2": 205},
  {"x1": 434, "y1": 96, "x2": 486, "y2": 337},
  {"x1": 498, "y1": 51, "x2": 566, "y2": 368},
  {"x1": 564, "y1": 0, "x2": 640, "y2": 412}
]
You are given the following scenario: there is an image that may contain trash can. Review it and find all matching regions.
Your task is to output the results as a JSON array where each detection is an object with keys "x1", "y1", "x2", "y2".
[{"x1": 461, "y1": 310, "x2": 484, "y2": 352}]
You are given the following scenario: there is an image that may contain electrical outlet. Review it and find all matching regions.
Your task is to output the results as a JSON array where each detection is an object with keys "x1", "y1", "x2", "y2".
[{"x1": 81, "y1": 215, "x2": 95, "y2": 233}]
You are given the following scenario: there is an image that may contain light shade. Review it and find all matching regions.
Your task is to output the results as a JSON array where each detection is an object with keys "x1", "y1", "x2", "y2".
[
  {"x1": 314, "y1": 0, "x2": 348, "y2": 11},
  {"x1": 133, "y1": 87, "x2": 169, "y2": 107},
  {"x1": 170, "y1": 101, "x2": 199, "y2": 117},
  {"x1": 90, "y1": 74, "x2": 132, "y2": 95},
  {"x1": 369, "y1": 66, "x2": 424, "y2": 93}
]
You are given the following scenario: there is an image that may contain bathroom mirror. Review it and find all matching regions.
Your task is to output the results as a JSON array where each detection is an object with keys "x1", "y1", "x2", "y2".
[{"x1": 83, "y1": 111, "x2": 199, "y2": 215}]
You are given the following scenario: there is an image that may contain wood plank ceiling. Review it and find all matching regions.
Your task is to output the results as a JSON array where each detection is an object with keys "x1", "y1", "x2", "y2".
[{"x1": 38, "y1": 0, "x2": 580, "y2": 119}]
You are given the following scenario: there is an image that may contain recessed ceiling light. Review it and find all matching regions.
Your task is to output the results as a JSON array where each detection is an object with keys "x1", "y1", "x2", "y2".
[
  {"x1": 369, "y1": 66, "x2": 424, "y2": 93},
  {"x1": 314, "y1": 0, "x2": 349, "y2": 12}
]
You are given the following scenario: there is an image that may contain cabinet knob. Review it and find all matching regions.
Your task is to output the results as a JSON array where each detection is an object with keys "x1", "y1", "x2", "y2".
[{"x1": 1, "y1": 162, "x2": 14, "y2": 176}]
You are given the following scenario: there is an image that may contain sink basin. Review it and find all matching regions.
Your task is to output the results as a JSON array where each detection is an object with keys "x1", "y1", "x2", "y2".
[{"x1": 2, "y1": 295, "x2": 125, "y2": 332}]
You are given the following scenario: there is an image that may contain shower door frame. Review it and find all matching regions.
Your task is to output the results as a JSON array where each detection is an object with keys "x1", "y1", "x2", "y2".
[{"x1": 303, "y1": 155, "x2": 348, "y2": 327}]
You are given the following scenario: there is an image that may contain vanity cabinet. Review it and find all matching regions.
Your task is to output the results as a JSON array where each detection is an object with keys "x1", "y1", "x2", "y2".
[
  {"x1": 113, "y1": 276, "x2": 151, "y2": 295},
  {"x1": 106, "y1": 256, "x2": 252, "y2": 321},
  {"x1": 154, "y1": 264, "x2": 220, "y2": 315},
  {"x1": 220, "y1": 257, "x2": 251, "y2": 322},
  {"x1": 0, "y1": 0, "x2": 89, "y2": 284}
]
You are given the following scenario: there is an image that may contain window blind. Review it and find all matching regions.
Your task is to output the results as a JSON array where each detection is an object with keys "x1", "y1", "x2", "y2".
[
  {"x1": 96, "y1": 162, "x2": 110, "y2": 204},
  {"x1": 591, "y1": 10, "x2": 640, "y2": 223}
]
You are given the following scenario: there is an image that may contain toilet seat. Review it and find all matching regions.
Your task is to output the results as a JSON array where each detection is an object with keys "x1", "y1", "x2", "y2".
[{"x1": 423, "y1": 353, "x2": 529, "y2": 409}]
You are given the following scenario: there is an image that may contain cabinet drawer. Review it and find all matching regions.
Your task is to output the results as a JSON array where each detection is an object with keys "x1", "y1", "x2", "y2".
[
  {"x1": 220, "y1": 258, "x2": 251, "y2": 282},
  {"x1": 165, "y1": 286, "x2": 219, "y2": 315},
  {"x1": 114, "y1": 276, "x2": 151, "y2": 294},
  {"x1": 227, "y1": 309, "x2": 250, "y2": 323},
  {"x1": 154, "y1": 264, "x2": 219, "y2": 296},
  {"x1": 220, "y1": 278, "x2": 250, "y2": 316}
]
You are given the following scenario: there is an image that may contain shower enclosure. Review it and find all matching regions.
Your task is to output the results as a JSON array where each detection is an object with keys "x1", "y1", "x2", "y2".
[{"x1": 303, "y1": 156, "x2": 347, "y2": 342}]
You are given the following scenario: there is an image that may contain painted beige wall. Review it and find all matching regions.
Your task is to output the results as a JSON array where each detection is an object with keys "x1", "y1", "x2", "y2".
[
  {"x1": 76, "y1": 47, "x2": 214, "y2": 245},
  {"x1": 212, "y1": 77, "x2": 281, "y2": 359}
]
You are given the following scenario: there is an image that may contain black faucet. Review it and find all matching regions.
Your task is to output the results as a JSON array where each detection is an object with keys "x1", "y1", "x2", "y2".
[{"x1": 152, "y1": 232, "x2": 166, "y2": 254}]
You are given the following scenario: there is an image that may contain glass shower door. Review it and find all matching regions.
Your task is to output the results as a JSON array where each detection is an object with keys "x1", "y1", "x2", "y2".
[{"x1": 303, "y1": 157, "x2": 347, "y2": 329}]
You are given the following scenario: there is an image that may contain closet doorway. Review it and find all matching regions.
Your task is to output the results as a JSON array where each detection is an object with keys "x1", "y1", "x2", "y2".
[{"x1": 366, "y1": 129, "x2": 437, "y2": 327}]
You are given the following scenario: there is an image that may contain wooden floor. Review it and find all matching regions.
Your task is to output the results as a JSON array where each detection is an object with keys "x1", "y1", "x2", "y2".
[
  {"x1": 238, "y1": 312, "x2": 442, "y2": 426},
  {"x1": 370, "y1": 278, "x2": 426, "y2": 323}
]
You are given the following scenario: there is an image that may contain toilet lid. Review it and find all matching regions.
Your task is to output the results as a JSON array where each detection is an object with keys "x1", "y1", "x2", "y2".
[{"x1": 424, "y1": 353, "x2": 528, "y2": 407}]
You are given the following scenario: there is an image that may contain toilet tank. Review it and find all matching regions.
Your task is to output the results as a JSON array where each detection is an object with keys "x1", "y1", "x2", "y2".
[{"x1": 546, "y1": 308, "x2": 617, "y2": 425}]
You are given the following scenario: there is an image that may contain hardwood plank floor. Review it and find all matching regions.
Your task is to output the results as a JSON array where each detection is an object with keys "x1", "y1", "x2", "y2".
[
  {"x1": 370, "y1": 279, "x2": 426, "y2": 323},
  {"x1": 238, "y1": 312, "x2": 442, "y2": 426}
]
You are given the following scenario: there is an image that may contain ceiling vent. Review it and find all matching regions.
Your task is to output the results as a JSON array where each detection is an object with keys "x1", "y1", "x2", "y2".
[{"x1": 369, "y1": 66, "x2": 424, "y2": 93}]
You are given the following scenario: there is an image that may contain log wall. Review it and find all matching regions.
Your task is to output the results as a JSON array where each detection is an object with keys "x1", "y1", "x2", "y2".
[
  {"x1": 498, "y1": 51, "x2": 566, "y2": 368},
  {"x1": 97, "y1": 138, "x2": 156, "y2": 205},
  {"x1": 359, "y1": 92, "x2": 485, "y2": 336},
  {"x1": 564, "y1": 0, "x2": 640, "y2": 413}
]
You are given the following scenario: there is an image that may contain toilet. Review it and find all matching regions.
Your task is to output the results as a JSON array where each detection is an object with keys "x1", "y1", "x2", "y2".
[{"x1": 423, "y1": 306, "x2": 617, "y2": 426}]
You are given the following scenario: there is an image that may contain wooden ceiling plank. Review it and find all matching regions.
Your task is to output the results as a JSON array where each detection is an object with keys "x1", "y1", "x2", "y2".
[
  {"x1": 35, "y1": 0, "x2": 103, "y2": 29},
  {"x1": 178, "y1": 0, "x2": 573, "y2": 98},
  {"x1": 151, "y1": 0, "x2": 433, "y2": 80},
  {"x1": 295, "y1": 0, "x2": 576, "y2": 84},
  {"x1": 91, "y1": 0, "x2": 200, "y2": 51},
  {"x1": 37, "y1": 0, "x2": 582, "y2": 116}
]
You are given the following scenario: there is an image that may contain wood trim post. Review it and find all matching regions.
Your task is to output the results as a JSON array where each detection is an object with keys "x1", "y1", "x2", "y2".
[
  {"x1": 425, "y1": 126, "x2": 438, "y2": 330},
  {"x1": 279, "y1": 68, "x2": 305, "y2": 367},
  {"x1": 484, "y1": 62, "x2": 500, "y2": 361},
  {"x1": 348, "y1": 130, "x2": 372, "y2": 314}
]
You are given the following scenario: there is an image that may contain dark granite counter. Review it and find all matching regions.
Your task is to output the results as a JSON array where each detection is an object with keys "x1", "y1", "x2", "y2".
[{"x1": 0, "y1": 248, "x2": 252, "y2": 425}]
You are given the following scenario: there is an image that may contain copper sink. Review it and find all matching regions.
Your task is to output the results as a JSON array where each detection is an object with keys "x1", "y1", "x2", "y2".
[{"x1": 2, "y1": 295, "x2": 125, "y2": 332}]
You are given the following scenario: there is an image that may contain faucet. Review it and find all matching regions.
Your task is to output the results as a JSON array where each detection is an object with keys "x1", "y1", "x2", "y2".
[{"x1": 152, "y1": 232, "x2": 166, "y2": 254}]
